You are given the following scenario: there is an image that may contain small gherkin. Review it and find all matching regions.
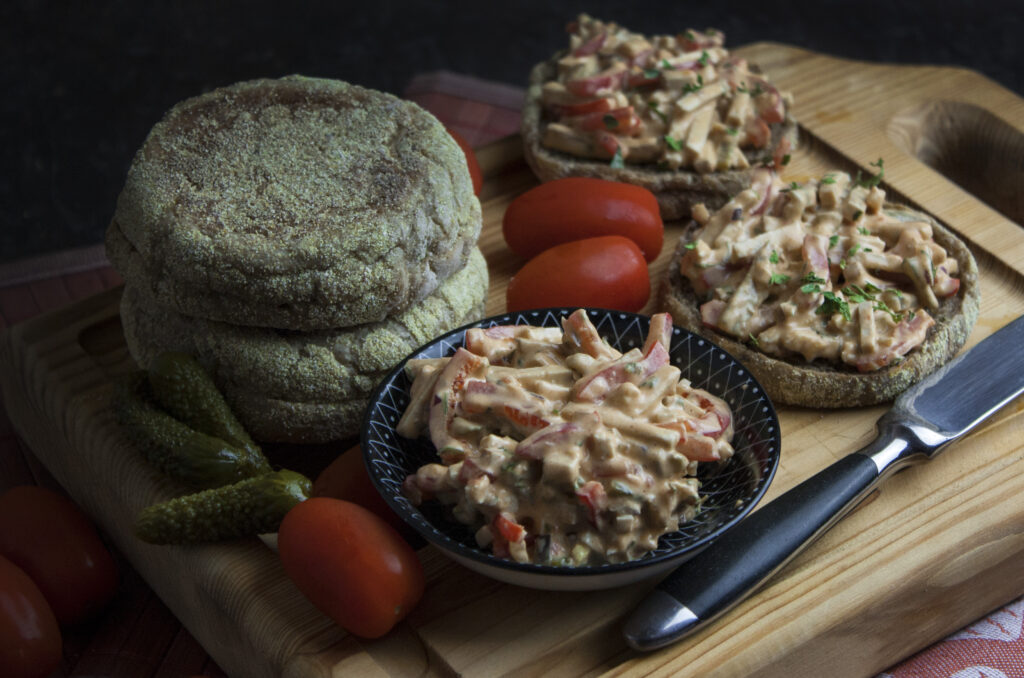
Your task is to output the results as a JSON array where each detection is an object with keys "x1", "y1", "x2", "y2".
[
  {"x1": 147, "y1": 351, "x2": 262, "y2": 459},
  {"x1": 113, "y1": 371, "x2": 271, "y2": 489},
  {"x1": 136, "y1": 469, "x2": 312, "y2": 544}
]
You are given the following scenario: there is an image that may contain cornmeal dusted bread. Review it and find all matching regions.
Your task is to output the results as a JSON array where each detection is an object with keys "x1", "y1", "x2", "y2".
[
  {"x1": 107, "y1": 75, "x2": 481, "y2": 330},
  {"x1": 120, "y1": 248, "x2": 489, "y2": 443}
]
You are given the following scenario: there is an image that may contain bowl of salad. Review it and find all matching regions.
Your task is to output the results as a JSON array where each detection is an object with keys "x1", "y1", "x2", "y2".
[{"x1": 361, "y1": 308, "x2": 780, "y2": 590}]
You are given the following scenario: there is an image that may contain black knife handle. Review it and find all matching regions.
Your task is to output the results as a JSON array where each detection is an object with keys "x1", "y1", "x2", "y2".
[{"x1": 623, "y1": 451, "x2": 881, "y2": 651}]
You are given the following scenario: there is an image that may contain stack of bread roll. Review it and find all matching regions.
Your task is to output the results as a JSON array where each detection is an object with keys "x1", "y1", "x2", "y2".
[{"x1": 107, "y1": 76, "x2": 487, "y2": 444}]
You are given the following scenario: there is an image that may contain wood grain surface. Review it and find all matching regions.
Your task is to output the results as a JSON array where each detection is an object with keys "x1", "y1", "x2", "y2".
[{"x1": 2, "y1": 43, "x2": 1023, "y2": 677}]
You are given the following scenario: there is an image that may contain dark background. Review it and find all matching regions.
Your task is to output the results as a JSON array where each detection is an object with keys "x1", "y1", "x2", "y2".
[{"x1": 2, "y1": 0, "x2": 1020, "y2": 264}]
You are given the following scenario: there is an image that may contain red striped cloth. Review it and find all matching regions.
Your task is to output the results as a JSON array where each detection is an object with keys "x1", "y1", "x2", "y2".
[{"x1": 0, "y1": 69, "x2": 1019, "y2": 678}]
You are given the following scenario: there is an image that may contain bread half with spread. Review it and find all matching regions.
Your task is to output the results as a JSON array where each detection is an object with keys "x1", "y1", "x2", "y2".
[
  {"x1": 522, "y1": 14, "x2": 798, "y2": 220},
  {"x1": 656, "y1": 166, "x2": 980, "y2": 407}
]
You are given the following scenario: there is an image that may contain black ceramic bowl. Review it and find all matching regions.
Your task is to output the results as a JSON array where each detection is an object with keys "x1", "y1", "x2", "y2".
[{"x1": 362, "y1": 308, "x2": 780, "y2": 590}]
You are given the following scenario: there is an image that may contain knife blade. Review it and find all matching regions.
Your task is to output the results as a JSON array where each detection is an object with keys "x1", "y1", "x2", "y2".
[{"x1": 623, "y1": 314, "x2": 1024, "y2": 651}]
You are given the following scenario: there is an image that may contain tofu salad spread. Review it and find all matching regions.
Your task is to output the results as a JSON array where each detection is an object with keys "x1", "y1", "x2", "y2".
[
  {"x1": 679, "y1": 165, "x2": 962, "y2": 372},
  {"x1": 540, "y1": 14, "x2": 792, "y2": 171},
  {"x1": 398, "y1": 310, "x2": 734, "y2": 566}
]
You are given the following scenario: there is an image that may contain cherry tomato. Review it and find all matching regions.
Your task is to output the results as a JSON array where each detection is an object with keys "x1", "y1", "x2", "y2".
[
  {"x1": 0, "y1": 486, "x2": 118, "y2": 626},
  {"x1": 312, "y1": 444, "x2": 413, "y2": 539},
  {"x1": 277, "y1": 498, "x2": 424, "y2": 639},
  {"x1": 502, "y1": 177, "x2": 663, "y2": 262},
  {"x1": 506, "y1": 235, "x2": 650, "y2": 312},
  {"x1": 0, "y1": 555, "x2": 62, "y2": 678},
  {"x1": 446, "y1": 127, "x2": 482, "y2": 196}
]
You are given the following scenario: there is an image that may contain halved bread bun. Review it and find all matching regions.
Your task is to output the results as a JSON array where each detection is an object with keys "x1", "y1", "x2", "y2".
[
  {"x1": 657, "y1": 203, "x2": 980, "y2": 408},
  {"x1": 521, "y1": 16, "x2": 798, "y2": 220}
]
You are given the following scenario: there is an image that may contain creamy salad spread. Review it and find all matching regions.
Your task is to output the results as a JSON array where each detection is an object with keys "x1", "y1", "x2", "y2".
[
  {"x1": 398, "y1": 310, "x2": 734, "y2": 566},
  {"x1": 679, "y1": 165, "x2": 962, "y2": 371},
  {"x1": 540, "y1": 14, "x2": 791, "y2": 171}
]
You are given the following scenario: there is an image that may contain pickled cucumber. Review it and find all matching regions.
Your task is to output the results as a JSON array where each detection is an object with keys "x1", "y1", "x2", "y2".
[
  {"x1": 114, "y1": 372, "x2": 271, "y2": 488},
  {"x1": 135, "y1": 469, "x2": 312, "y2": 544},
  {"x1": 147, "y1": 352, "x2": 262, "y2": 459}
]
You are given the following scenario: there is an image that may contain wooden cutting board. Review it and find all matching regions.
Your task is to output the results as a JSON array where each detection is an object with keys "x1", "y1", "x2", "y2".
[{"x1": 2, "y1": 43, "x2": 1024, "y2": 678}]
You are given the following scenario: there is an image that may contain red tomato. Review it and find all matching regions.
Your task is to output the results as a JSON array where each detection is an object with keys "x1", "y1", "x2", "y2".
[
  {"x1": 312, "y1": 444, "x2": 413, "y2": 540},
  {"x1": 506, "y1": 235, "x2": 650, "y2": 312},
  {"x1": 446, "y1": 127, "x2": 483, "y2": 196},
  {"x1": 0, "y1": 486, "x2": 118, "y2": 626},
  {"x1": 0, "y1": 555, "x2": 62, "y2": 678},
  {"x1": 502, "y1": 177, "x2": 663, "y2": 262},
  {"x1": 277, "y1": 498, "x2": 425, "y2": 639}
]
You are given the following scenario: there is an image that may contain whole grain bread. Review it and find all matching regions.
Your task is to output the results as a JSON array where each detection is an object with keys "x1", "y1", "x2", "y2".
[
  {"x1": 120, "y1": 247, "x2": 489, "y2": 443},
  {"x1": 108, "y1": 75, "x2": 481, "y2": 330},
  {"x1": 656, "y1": 206, "x2": 980, "y2": 408},
  {"x1": 521, "y1": 56, "x2": 798, "y2": 221}
]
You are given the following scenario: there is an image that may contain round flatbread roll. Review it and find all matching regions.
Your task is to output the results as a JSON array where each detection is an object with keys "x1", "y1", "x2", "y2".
[
  {"x1": 108, "y1": 75, "x2": 481, "y2": 330},
  {"x1": 657, "y1": 206, "x2": 980, "y2": 408},
  {"x1": 121, "y1": 247, "x2": 489, "y2": 443}
]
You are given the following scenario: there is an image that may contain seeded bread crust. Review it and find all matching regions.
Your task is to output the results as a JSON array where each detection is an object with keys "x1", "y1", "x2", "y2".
[
  {"x1": 108, "y1": 75, "x2": 481, "y2": 330},
  {"x1": 120, "y1": 248, "x2": 489, "y2": 443},
  {"x1": 521, "y1": 56, "x2": 799, "y2": 220},
  {"x1": 656, "y1": 205, "x2": 980, "y2": 408}
]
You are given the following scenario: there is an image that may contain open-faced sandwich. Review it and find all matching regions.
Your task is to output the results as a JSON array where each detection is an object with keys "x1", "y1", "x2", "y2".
[
  {"x1": 657, "y1": 165, "x2": 980, "y2": 407},
  {"x1": 522, "y1": 14, "x2": 798, "y2": 219}
]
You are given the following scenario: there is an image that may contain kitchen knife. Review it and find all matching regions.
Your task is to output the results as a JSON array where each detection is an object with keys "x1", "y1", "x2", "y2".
[{"x1": 623, "y1": 314, "x2": 1024, "y2": 651}]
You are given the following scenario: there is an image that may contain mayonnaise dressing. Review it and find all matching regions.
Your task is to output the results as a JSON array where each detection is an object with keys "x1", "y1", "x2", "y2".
[{"x1": 398, "y1": 310, "x2": 734, "y2": 566}]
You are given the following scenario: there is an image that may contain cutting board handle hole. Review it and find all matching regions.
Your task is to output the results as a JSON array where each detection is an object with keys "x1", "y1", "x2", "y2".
[{"x1": 887, "y1": 101, "x2": 1024, "y2": 227}]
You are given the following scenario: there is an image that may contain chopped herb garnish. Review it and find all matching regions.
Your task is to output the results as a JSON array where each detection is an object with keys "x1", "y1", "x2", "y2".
[
  {"x1": 685, "y1": 30, "x2": 697, "y2": 41},
  {"x1": 829, "y1": 234, "x2": 839, "y2": 248},
  {"x1": 610, "y1": 147, "x2": 625, "y2": 168},
  {"x1": 851, "y1": 209, "x2": 864, "y2": 221},
  {"x1": 698, "y1": 50, "x2": 709, "y2": 66},
  {"x1": 858, "y1": 226, "x2": 870, "y2": 235},
  {"x1": 683, "y1": 241, "x2": 698, "y2": 250},
  {"x1": 781, "y1": 153, "x2": 791, "y2": 166},
  {"x1": 748, "y1": 333, "x2": 760, "y2": 347},
  {"x1": 817, "y1": 291, "x2": 851, "y2": 321},
  {"x1": 781, "y1": 181, "x2": 800, "y2": 193},
  {"x1": 800, "y1": 282, "x2": 822, "y2": 294},
  {"x1": 660, "y1": 58, "x2": 676, "y2": 70},
  {"x1": 682, "y1": 75, "x2": 704, "y2": 94},
  {"x1": 855, "y1": 157, "x2": 885, "y2": 188},
  {"x1": 647, "y1": 100, "x2": 669, "y2": 124},
  {"x1": 603, "y1": 114, "x2": 619, "y2": 129},
  {"x1": 802, "y1": 272, "x2": 827, "y2": 284},
  {"x1": 664, "y1": 134, "x2": 682, "y2": 151},
  {"x1": 769, "y1": 273, "x2": 791, "y2": 285},
  {"x1": 643, "y1": 68, "x2": 661, "y2": 80},
  {"x1": 769, "y1": 249, "x2": 779, "y2": 264},
  {"x1": 839, "y1": 258, "x2": 847, "y2": 269},
  {"x1": 848, "y1": 243, "x2": 862, "y2": 257},
  {"x1": 727, "y1": 126, "x2": 739, "y2": 136},
  {"x1": 821, "y1": 174, "x2": 836, "y2": 185}
]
